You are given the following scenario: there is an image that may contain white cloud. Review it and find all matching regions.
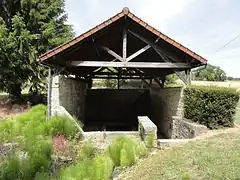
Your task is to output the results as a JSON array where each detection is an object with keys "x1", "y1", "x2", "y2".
[{"x1": 65, "y1": 0, "x2": 192, "y2": 35}]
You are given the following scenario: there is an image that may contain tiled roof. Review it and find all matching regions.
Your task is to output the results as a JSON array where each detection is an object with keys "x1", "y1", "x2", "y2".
[{"x1": 40, "y1": 7, "x2": 207, "y2": 63}]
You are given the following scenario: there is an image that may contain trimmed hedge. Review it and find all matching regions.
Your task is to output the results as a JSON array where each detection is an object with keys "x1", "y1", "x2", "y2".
[{"x1": 184, "y1": 86, "x2": 239, "y2": 129}]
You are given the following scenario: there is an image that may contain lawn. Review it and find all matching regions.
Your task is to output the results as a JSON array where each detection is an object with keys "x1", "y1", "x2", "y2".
[{"x1": 119, "y1": 131, "x2": 240, "y2": 180}]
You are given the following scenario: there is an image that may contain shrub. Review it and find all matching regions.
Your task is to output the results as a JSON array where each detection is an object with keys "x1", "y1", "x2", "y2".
[
  {"x1": 0, "y1": 104, "x2": 82, "y2": 143},
  {"x1": 59, "y1": 155, "x2": 114, "y2": 180},
  {"x1": 0, "y1": 137, "x2": 52, "y2": 180},
  {"x1": 92, "y1": 155, "x2": 114, "y2": 180},
  {"x1": 145, "y1": 133, "x2": 155, "y2": 148},
  {"x1": 120, "y1": 142, "x2": 136, "y2": 166},
  {"x1": 136, "y1": 142, "x2": 148, "y2": 157},
  {"x1": 34, "y1": 172, "x2": 51, "y2": 180},
  {"x1": 0, "y1": 156, "x2": 21, "y2": 180},
  {"x1": 59, "y1": 159, "x2": 92, "y2": 180},
  {"x1": 28, "y1": 104, "x2": 47, "y2": 114},
  {"x1": 0, "y1": 104, "x2": 84, "y2": 179},
  {"x1": 184, "y1": 86, "x2": 239, "y2": 129},
  {"x1": 19, "y1": 137, "x2": 52, "y2": 180},
  {"x1": 108, "y1": 136, "x2": 143, "y2": 167},
  {"x1": 77, "y1": 141, "x2": 96, "y2": 161},
  {"x1": 0, "y1": 119, "x2": 16, "y2": 143},
  {"x1": 0, "y1": 104, "x2": 48, "y2": 143},
  {"x1": 48, "y1": 115, "x2": 78, "y2": 138}
]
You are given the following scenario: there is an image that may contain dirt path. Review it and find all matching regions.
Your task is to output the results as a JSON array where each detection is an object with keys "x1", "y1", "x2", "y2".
[
  {"x1": 195, "y1": 125, "x2": 240, "y2": 140},
  {"x1": 0, "y1": 103, "x2": 28, "y2": 119}
]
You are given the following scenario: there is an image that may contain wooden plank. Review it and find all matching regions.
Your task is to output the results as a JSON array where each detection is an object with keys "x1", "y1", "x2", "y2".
[
  {"x1": 126, "y1": 45, "x2": 151, "y2": 62},
  {"x1": 71, "y1": 61, "x2": 191, "y2": 68},
  {"x1": 123, "y1": 28, "x2": 127, "y2": 61},
  {"x1": 128, "y1": 30, "x2": 182, "y2": 63},
  {"x1": 128, "y1": 30, "x2": 192, "y2": 85},
  {"x1": 101, "y1": 46, "x2": 124, "y2": 62}
]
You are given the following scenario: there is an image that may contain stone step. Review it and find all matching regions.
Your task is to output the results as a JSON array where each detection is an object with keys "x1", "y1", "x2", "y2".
[{"x1": 157, "y1": 139, "x2": 192, "y2": 147}]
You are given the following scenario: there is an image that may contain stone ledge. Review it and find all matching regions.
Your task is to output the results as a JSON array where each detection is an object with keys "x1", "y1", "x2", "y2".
[{"x1": 138, "y1": 116, "x2": 157, "y2": 145}]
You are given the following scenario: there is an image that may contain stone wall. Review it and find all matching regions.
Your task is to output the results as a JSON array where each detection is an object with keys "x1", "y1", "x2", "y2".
[
  {"x1": 51, "y1": 75, "x2": 87, "y2": 120},
  {"x1": 150, "y1": 87, "x2": 184, "y2": 138},
  {"x1": 171, "y1": 116, "x2": 208, "y2": 139}
]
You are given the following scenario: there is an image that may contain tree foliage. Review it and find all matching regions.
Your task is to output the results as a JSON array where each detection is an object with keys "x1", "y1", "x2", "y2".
[
  {"x1": 0, "y1": 0, "x2": 73, "y2": 98},
  {"x1": 193, "y1": 64, "x2": 227, "y2": 81}
]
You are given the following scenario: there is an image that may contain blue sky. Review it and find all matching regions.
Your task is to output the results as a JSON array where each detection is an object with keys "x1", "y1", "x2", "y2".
[{"x1": 65, "y1": 0, "x2": 240, "y2": 77}]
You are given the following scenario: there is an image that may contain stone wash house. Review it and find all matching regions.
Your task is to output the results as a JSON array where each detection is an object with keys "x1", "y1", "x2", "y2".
[{"x1": 39, "y1": 8, "x2": 208, "y2": 139}]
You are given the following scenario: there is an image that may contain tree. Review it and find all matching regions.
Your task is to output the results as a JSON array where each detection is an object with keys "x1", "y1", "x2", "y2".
[
  {"x1": 193, "y1": 64, "x2": 227, "y2": 81},
  {"x1": 0, "y1": 0, "x2": 73, "y2": 99},
  {"x1": 165, "y1": 74, "x2": 178, "y2": 85},
  {"x1": 0, "y1": 0, "x2": 21, "y2": 27}
]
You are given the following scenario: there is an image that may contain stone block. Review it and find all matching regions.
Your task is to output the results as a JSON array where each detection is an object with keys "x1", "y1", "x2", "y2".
[{"x1": 138, "y1": 116, "x2": 157, "y2": 146}]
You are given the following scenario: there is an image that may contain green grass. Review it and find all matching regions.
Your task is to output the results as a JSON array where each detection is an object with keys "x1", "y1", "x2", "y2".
[{"x1": 120, "y1": 132, "x2": 240, "y2": 180}]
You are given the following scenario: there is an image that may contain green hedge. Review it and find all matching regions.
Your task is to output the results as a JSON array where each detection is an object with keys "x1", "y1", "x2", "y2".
[{"x1": 184, "y1": 86, "x2": 239, "y2": 129}]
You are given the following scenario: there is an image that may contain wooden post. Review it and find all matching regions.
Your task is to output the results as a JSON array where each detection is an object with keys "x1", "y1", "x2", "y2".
[
  {"x1": 117, "y1": 76, "x2": 120, "y2": 89},
  {"x1": 88, "y1": 78, "x2": 93, "y2": 89},
  {"x1": 185, "y1": 69, "x2": 191, "y2": 85},
  {"x1": 123, "y1": 28, "x2": 127, "y2": 61},
  {"x1": 47, "y1": 67, "x2": 52, "y2": 120},
  {"x1": 149, "y1": 79, "x2": 153, "y2": 88},
  {"x1": 160, "y1": 78, "x2": 165, "y2": 88}
]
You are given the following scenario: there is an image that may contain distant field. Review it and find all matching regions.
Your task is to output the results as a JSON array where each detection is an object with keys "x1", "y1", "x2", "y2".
[{"x1": 191, "y1": 80, "x2": 240, "y2": 90}]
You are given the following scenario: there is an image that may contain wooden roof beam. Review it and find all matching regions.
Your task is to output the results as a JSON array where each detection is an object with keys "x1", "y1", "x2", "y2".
[
  {"x1": 91, "y1": 76, "x2": 151, "y2": 79},
  {"x1": 128, "y1": 29, "x2": 194, "y2": 85},
  {"x1": 70, "y1": 61, "x2": 191, "y2": 68},
  {"x1": 128, "y1": 29, "x2": 183, "y2": 63}
]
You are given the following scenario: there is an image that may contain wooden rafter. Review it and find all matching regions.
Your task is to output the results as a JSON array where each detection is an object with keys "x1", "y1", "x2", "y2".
[
  {"x1": 101, "y1": 46, "x2": 124, "y2": 62},
  {"x1": 126, "y1": 45, "x2": 151, "y2": 62},
  {"x1": 128, "y1": 29, "x2": 192, "y2": 85},
  {"x1": 128, "y1": 30, "x2": 182, "y2": 63}
]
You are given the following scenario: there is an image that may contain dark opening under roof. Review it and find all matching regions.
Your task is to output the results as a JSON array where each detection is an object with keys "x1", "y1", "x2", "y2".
[{"x1": 39, "y1": 7, "x2": 207, "y2": 80}]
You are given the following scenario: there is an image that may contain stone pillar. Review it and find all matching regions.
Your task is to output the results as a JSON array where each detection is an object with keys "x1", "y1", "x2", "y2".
[
  {"x1": 150, "y1": 87, "x2": 184, "y2": 138},
  {"x1": 50, "y1": 75, "x2": 87, "y2": 120}
]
